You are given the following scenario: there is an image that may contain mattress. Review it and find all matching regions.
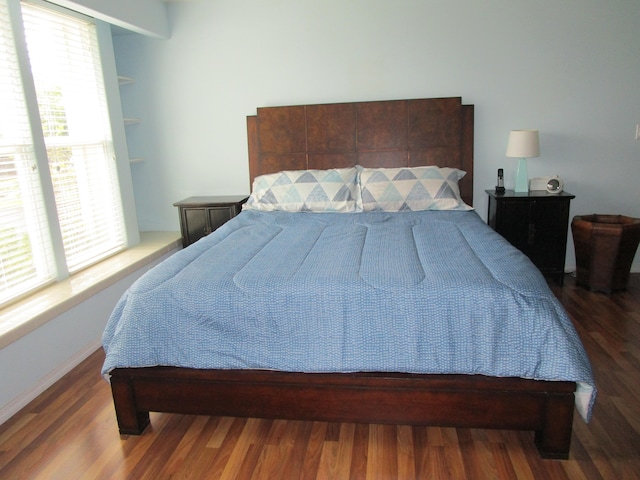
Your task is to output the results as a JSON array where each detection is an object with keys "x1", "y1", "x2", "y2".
[{"x1": 102, "y1": 209, "x2": 596, "y2": 420}]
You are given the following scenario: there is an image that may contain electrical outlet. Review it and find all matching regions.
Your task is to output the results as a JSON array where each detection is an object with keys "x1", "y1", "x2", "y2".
[{"x1": 636, "y1": 124, "x2": 640, "y2": 140}]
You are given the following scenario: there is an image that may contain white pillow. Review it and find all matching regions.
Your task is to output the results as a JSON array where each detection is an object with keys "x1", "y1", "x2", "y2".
[
  {"x1": 359, "y1": 166, "x2": 472, "y2": 212},
  {"x1": 244, "y1": 167, "x2": 360, "y2": 212}
]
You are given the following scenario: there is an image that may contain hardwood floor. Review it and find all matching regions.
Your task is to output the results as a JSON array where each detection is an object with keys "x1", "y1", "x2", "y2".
[{"x1": 1, "y1": 274, "x2": 639, "y2": 479}]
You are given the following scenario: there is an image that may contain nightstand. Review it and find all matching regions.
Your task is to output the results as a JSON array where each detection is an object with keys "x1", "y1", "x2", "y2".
[
  {"x1": 486, "y1": 190, "x2": 575, "y2": 285},
  {"x1": 174, "y1": 195, "x2": 248, "y2": 248}
]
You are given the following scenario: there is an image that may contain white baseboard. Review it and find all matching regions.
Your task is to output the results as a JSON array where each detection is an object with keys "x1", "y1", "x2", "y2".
[{"x1": 0, "y1": 339, "x2": 102, "y2": 427}]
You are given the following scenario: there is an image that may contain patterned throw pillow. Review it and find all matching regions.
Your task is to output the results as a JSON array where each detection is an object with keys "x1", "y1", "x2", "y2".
[
  {"x1": 359, "y1": 166, "x2": 472, "y2": 212},
  {"x1": 244, "y1": 167, "x2": 360, "y2": 212}
]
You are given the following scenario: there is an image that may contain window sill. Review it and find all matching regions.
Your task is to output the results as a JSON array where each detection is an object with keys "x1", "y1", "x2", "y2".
[{"x1": 0, "y1": 231, "x2": 181, "y2": 350}]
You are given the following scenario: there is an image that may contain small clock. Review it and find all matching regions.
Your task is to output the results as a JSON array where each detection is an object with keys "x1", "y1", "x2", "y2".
[{"x1": 546, "y1": 176, "x2": 564, "y2": 194}]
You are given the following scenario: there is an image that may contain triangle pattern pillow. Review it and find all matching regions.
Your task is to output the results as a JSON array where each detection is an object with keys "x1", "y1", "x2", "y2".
[
  {"x1": 360, "y1": 166, "x2": 472, "y2": 212},
  {"x1": 245, "y1": 167, "x2": 360, "y2": 212}
]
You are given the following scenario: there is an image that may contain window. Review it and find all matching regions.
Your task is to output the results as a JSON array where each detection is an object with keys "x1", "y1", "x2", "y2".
[{"x1": 0, "y1": 0, "x2": 126, "y2": 307}]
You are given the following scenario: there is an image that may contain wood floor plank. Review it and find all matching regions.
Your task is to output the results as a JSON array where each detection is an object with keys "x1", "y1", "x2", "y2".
[
  {"x1": 396, "y1": 425, "x2": 416, "y2": 480},
  {"x1": 489, "y1": 441, "x2": 518, "y2": 480},
  {"x1": 281, "y1": 420, "x2": 313, "y2": 480},
  {"x1": 443, "y1": 444, "x2": 468, "y2": 480},
  {"x1": 503, "y1": 430, "x2": 536, "y2": 480},
  {"x1": 1, "y1": 274, "x2": 639, "y2": 479},
  {"x1": 347, "y1": 422, "x2": 369, "y2": 480},
  {"x1": 300, "y1": 422, "x2": 327, "y2": 480},
  {"x1": 219, "y1": 418, "x2": 271, "y2": 480},
  {"x1": 366, "y1": 424, "x2": 398, "y2": 480},
  {"x1": 560, "y1": 434, "x2": 602, "y2": 480},
  {"x1": 170, "y1": 416, "x2": 231, "y2": 479},
  {"x1": 425, "y1": 446, "x2": 450, "y2": 480}
]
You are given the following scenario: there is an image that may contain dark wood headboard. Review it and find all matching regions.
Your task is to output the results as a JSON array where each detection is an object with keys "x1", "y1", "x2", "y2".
[{"x1": 247, "y1": 97, "x2": 474, "y2": 206}]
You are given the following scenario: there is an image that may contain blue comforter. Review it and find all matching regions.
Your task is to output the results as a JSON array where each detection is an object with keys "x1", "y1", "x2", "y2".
[{"x1": 102, "y1": 209, "x2": 596, "y2": 420}]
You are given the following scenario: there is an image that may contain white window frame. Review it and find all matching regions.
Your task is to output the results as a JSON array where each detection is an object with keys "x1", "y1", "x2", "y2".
[{"x1": 1, "y1": 0, "x2": 139, "y2": 308}]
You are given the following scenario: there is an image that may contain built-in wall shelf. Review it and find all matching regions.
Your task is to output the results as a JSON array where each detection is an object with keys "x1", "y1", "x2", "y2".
[{"x1": 118, "y1": 74, "x2": 141, "y2": 165}]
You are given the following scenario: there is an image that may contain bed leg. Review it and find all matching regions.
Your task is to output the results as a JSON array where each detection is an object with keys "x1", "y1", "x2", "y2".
[
  {"x1": 110, "y1": 375, "x2": 150, "y2": 435},
  {"x1": 534, "y1": 393, "x2": 574, "y2": 459}
]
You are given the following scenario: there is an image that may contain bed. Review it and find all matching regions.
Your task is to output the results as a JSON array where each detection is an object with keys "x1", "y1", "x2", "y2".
[{"x1": 103, "y1": 97, "x2": 595, "y2": 459}]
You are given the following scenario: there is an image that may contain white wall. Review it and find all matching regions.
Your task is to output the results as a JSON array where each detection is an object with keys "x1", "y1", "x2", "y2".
[
  {"x1": 0, "y1": 251, "x2": 175, "y2": 425},
  {"x1": 115, "y1": 0, "x2": 640, "y2": 271}
]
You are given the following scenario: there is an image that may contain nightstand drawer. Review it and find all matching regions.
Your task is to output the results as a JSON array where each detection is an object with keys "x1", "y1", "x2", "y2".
[{"x1": 174, "y1": 195, "x2": 248, "y2": 248}]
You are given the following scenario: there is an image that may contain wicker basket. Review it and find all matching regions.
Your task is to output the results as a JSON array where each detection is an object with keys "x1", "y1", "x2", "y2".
[{"x1": 571, "y1": 214, "x2": 640, "y2": 293}]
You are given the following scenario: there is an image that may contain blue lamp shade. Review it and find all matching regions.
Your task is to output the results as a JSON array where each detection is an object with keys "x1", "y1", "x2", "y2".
[{"x1": 506, "y1": 130, "x2": 540, "y2": 193}]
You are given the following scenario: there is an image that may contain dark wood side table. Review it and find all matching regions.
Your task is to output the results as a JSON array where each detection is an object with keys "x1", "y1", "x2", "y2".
[
  {"x1": 174, "y1": 195, "x2": 248, "y2": 248},
  {"x1": 486, "y1": 190, "x2": 575, "y2": 285}
]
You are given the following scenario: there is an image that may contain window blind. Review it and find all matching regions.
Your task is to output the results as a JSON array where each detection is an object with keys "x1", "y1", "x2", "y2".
[
  {"x1": 1, "y1": 0, "x2": 127, "y2": 308},
  {"x1": 0, "y1": 0, "x2": 56, "y2": 306},
  {"x1": 21, "y1": 2, "x2": 126, "y2": 272}
]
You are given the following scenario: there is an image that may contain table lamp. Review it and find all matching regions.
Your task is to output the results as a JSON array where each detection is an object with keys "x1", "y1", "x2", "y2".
[{"x1": 506, "y1": 130, "x2": 539, "y2": 193}]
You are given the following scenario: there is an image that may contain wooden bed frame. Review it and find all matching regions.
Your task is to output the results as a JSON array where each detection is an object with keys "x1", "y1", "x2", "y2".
[{"x1": 108, "y1": 97, "x2": 576, "y2": 459}]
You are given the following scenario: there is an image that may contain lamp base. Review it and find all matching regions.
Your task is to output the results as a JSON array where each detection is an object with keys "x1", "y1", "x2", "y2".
[{"x1": 514, "y1": 157, "x2": 529, "y2": 193}]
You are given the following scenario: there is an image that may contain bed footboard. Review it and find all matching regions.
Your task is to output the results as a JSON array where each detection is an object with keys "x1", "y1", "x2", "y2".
[{"x1": 109, "y1": 368, "x2": 575, "y2": 459}]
